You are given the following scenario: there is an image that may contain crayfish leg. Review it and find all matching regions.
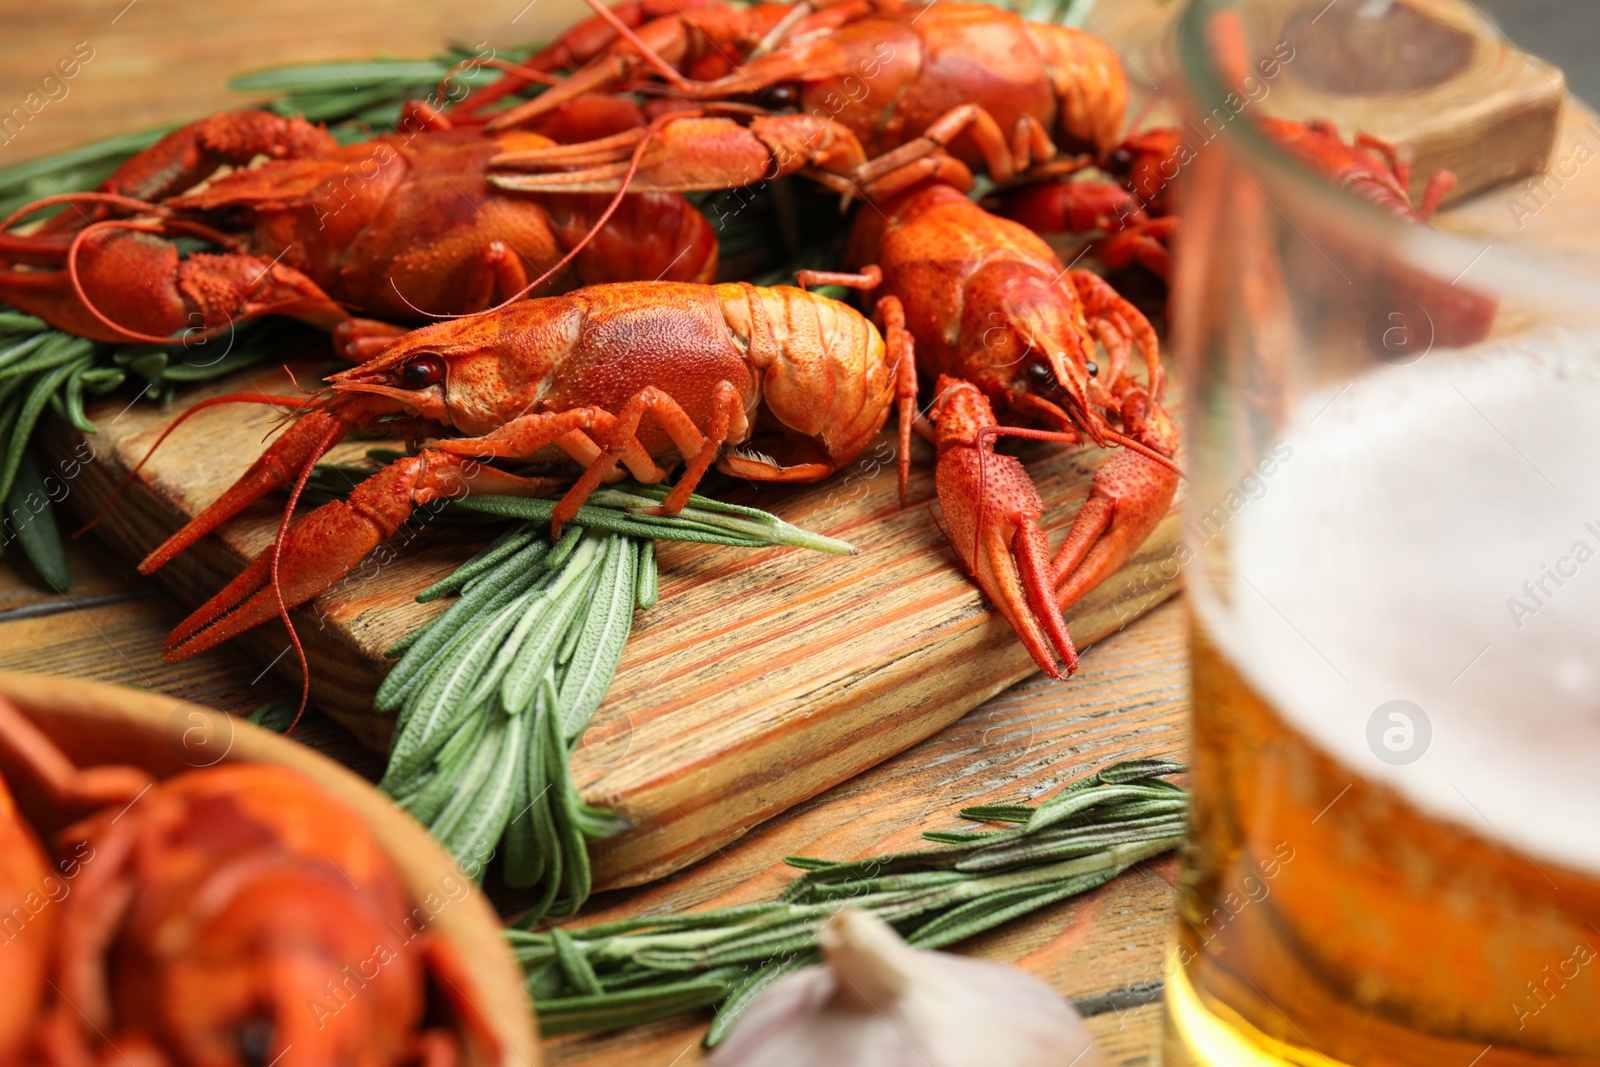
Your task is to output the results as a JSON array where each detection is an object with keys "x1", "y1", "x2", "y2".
[
  {"x1": 937, "y1": 441, "x2": 1078, "y2": 679},
  {"x1": 139, "y1": 407, "x2": 354, "y2": 576},
  {"x1": 550, "y1": 382, "x2": 744, "y2": 535},
  {"x1": 161, "y1": 452, "x2": 563, "y2": 661}
]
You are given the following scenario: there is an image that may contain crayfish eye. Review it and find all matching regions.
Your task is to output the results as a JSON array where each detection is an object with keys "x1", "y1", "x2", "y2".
[
  {"x1": 1085, "y1": 360, "x2": 1098, "y2": 378},
  {"x1": 1024, "y1": 358, "x2": 1055, "y2": 389},
  {"x1": 398, "y1": 354, "x2": 446, "y2": 389},
  {"x1": 215, "y1": 205, "x2": 252, "y2": 231},
  {"x1": 235, "y1": 1017, "x2": 274, "y2": 1067},
  {"x1": 754, "y1": 83, "x2": 799, "y2": 110}
]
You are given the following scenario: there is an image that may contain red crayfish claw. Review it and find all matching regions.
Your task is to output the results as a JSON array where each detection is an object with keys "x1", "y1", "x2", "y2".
[{"x1": 931, "y1": 377, "x2": 1080, "y2": 679}]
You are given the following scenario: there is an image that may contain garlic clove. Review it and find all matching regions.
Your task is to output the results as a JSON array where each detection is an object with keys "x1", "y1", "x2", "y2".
[{"x1": 707, "y1": 908, "x2": 1110, "y2": 1067}]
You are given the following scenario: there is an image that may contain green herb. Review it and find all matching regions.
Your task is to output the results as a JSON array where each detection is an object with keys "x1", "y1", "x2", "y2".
[
  {"x1": 506, "y1": 758, "x2": 1186, "y2": 1041},
  {"x1": 0, "y1": 126, "x2": 178, "y2": 219},
  {"x1": 248, "y1": 698, "x2": 301, "y2": 733},
  {"x1": 1008, "y1": 0, "x2": 1101, "y2": 29},
  {"x1": 231, "y1": 46, "x2": 533, "y2": 129},
  {"x1": 376, "y1": 493, "x2": 856, "y2": 920},
  {"x1": 454, "y1": 485, "x2": 856, "y2": 555},
  {"x1": 0, "y1": 311, "x2": 318, "y2": 588}
]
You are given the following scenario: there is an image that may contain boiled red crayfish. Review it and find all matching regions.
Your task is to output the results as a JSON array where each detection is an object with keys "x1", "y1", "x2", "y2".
[
  {"x1": 998, "y1": 117, "x2": 1461, "y2": 282},
  {"x1": 0, "y1": 695, "x2": 490, "y2": 1067},
  {"x1": 0, "y1": 105, "x2": 717, "y2": 357},
  {"x1": 134, "y1": 281, "x2": 914, "y2": 680},
  {"x1": 798, "y1": 182, "x2": 1179, "y2": 677},
  {"x1": 0, "y1": 771, "x2": 55, "y2": 1067},
  {"x1": 483, "y1": 0, "x2": 1127, "y2": 203}
]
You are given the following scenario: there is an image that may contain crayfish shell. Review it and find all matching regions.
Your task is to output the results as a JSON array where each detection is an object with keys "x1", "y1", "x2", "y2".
[{"x1": 34, "y1": 763, "x2": 486, "y2": 1067}]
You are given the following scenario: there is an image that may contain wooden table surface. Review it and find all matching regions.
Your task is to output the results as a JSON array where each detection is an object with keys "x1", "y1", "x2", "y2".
[
  {"x1": 0, "y1": 540, "x2": 1188, "y2": 1065},
  {"x1": 3, "y1": 3, "x2": 1596, "y2": 1065}
]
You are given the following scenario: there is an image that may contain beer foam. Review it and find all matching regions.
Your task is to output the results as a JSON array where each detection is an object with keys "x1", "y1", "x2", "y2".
[{"x1": 1202, "y1": 328, "x2": 1600, "y2": 875}]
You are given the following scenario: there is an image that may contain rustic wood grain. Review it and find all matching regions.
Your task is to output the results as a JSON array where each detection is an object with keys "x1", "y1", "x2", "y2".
[
  {"x1": 0, "y1": 513, "x2": 1191, "y2": 1067},
  {"x1": 0, "y1": 539, "x2": 385, "y2": 777},
  {"x1": 539, "y1": 597, "x2": 1188, "y2": 1067},
  {"x1": 1, "y1": 4, "x2": 1594, "y2": 1066},
  {"x1": 1425, "y1": 101, "x2": 1600, "y2": 265},
  {"x1": 41, "y1": 361, "x2": 1187, "y2": 889},
  {"x1": 0, "y1": 0, "x2": 600, "y2": 164}
]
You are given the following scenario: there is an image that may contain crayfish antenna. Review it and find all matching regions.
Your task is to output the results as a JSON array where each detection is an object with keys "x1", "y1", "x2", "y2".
[
  {"x1": 75, "y1": 393, "x2": 308, "y2": 540},
  {"x1": 0, "y1": 190, "x2": 164, "y2": 235},
  {"x1": 435, "y1": 56, "x2": 561, "y2": 122},
  {"x1": 271, "y1": 418, "x2": 346, "y2": 731},
  {"x1": 1099, "y1": 427, "x2": 1185, "y2": 478}
]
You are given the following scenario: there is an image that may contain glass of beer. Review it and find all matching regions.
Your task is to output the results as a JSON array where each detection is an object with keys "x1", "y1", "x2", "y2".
[{"x1": 1163, "y1": 2, "x2": 1600, "y2": 1064}]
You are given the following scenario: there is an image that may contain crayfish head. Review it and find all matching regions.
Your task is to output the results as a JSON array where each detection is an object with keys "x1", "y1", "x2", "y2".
[
  {"x1": 327, "y1": 302, "x2": 575, "y2": 437},
  {"x1": 958, "y1": 265, "x2": 1105, "y2": 440},
  {"x1": 1105, "y1": 128, "x2": 1189, "y2": 212}
]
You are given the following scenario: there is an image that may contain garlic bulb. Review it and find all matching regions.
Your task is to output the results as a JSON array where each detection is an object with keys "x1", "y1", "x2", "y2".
[{"x1": 707, "y1": 908, "x2": 1109, "y2": 1067}]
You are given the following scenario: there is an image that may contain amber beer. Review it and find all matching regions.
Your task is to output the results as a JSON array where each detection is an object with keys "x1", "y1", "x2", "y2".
[{"x1": 1164, "y1": 337, "x2": 1600, "y2": 1066}]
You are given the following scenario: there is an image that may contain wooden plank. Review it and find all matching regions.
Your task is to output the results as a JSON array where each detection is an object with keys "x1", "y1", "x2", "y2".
[
  {"x1": 42, "y1": 366, "x2": 1185, "y2": 889},
  {"x1": 0, "y1": 487, "x2": 1188, "y2": 1067},
  {"x1": 539, "y1": 596, "x2": 1188, "y2": 1067},
  {"x1": 0, "y1": 0, "x2": 599, "y2": 163},
  {"x1": 0, "y1": 579, "x2": 385, "y2": 779},
  {"x1": 0, "y1": 538, "x2": 156, "y2": 613}
]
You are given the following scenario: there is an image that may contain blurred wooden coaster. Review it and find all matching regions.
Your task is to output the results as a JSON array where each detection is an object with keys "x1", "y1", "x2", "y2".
[
  {"x1": 1098, "y1": 0, "x2": 1565, "y2": 206},
  {"x1": 1269, "y1": 0, "x2": 1565, "y2": 205}
]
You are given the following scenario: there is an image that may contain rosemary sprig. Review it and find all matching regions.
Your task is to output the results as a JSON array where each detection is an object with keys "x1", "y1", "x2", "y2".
[
  {"x1": 231, "y1": 45, "x2": 533, "y2": 130},
  {"x1": 0, "y1": 126, "x2": 178, "y2": 219},
  {"x1": 0, "y1": 311, "x2": 315, "y2": 589},
  {"x1": 454, "y1": 485, "x2": 856, "y2": 555},
  {"x1": 507, "y1": 758, "x2": 1186, "y2": 1042},
  {"x1": 376, "y1": 495, "x2": 856, "y2": 921}
]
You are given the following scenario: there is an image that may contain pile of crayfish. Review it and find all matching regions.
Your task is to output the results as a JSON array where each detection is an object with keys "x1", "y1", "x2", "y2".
[
  {"x1": 0, "y1": 0, "x2": 1493, "y2": 693},
  {"x1": 0, "y1": 693, "x2": 494, "y2": 1067}
]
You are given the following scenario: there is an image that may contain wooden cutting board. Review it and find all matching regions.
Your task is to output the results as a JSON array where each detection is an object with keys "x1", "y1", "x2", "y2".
[{"x1": 41, "y1": 358, "x2": 1183, "y2": 889}]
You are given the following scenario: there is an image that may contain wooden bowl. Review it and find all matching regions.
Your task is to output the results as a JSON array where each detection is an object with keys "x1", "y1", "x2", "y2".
[{"x1": 0, "y1": 670, "x2": 540, "y2": 1067}]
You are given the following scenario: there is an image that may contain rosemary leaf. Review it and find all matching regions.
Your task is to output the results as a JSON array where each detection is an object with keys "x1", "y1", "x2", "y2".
[
  {"x1": 556, "y1": 533, "x2": 636, "y2": 738},
  {"x1": 502, "y1": 736, "x2": 545, "y2": 889},
  {"x1": 436, "y1": 708, "x2": 526, "y2": 874},
  {"x1": 5, "y1": 448, "x2": 69, "y2": 592},
  {"x1": 416, "y1": 524, "x2": 542, "y2": 602},
  {"x1": 0, "y1": 313, "x2": 48, "y2": 332},
  {"x1": 509, "y1": 759, "x2": 1187, "y2": 1042},
  {"x1": 552, "y1": 927, "x2": 606, "y2": 997},
  {"x1": 453, "y1": 491, "x2": 857, "y2": 555},
  {"x1": 636, "y1": 540, "x2": 658, "y2": 610},
  {"x1": 1024, "y1": 783, "x2": 1181, "y2": 834},
  {"x1": 535, "y1": 974, "x2": 736, "y2": 1037},
  {"x1": 704, "y1": 954, "x2": 815, "y2": 1046}
]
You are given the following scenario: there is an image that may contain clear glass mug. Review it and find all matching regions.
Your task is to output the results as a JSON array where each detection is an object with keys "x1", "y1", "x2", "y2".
[{"x1": 1162, "y1": 1, "x2": 1600, "y2": 1063}]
